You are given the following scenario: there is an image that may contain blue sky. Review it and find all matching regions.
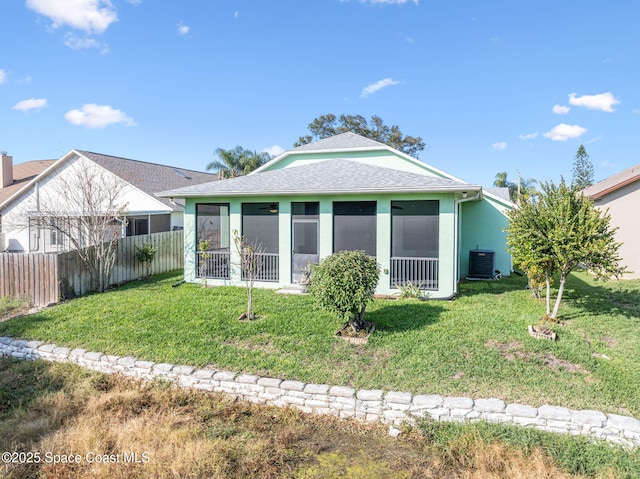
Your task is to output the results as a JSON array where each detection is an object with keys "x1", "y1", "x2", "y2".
[{"x1": 1, "y1": 1, "x2": 639, "y2": 188}]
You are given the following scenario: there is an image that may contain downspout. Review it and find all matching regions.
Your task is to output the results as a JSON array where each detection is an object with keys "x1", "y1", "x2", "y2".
[{"x1": 453, "y1": 191, "x2": 481, "y2": 297}]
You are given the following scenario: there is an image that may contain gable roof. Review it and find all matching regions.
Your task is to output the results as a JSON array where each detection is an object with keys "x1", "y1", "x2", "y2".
[
  {"x1": 583, "y1": 163, "x2": 640, "y2": 199},
  {"x1": 78, "y1": 151, "x2": 218, "y2": 210},
  {"x1": 0, "y1": 151, "x2": 217, "y2": 212},
  {"x1": 292, "y1": 131, "x2": 389, "y2": 152},
  {"x1": 157, "y1": 158, "x2": 479, "y2": 198},
  {"x1": 252, "y1": 131, "x2": 463, "y2": 182},
  {"x1": 0, "y1": 160, "x2": 56, "y2": 207}
]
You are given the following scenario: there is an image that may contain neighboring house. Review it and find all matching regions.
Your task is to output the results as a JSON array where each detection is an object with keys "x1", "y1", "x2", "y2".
[
  {"x1": 158, "y1": 132, "x2": 514, "y2": 299},
  {"x1": 0, "y1": 150, "x2": 217, "y2": 253},
  {"x1": 583, "y1": 163, "x2": 640, "y2": 279}
]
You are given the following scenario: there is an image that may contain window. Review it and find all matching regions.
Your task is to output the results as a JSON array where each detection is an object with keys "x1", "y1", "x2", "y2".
[
  {"x1": 126, "y1": 216, "x2": 149, "y2": 237},
  {"x1": 49, "y1": 219, "x2": 65, "y2": 247},
  {"x1": 241, "y1": 203, "x2": 279, "y2": 253},
  {"x1": 391, "y1": 200, "x2": 439, "y2": 258},
  {"x1": 196, "y1": 204, "x2": 230, "y2": 250},
  {"x1": 391, "y1": 200, "x2": 440, "y2": 290},
  {"x1": 333, "y1": 201, "x2": 376, "y2": 256}
]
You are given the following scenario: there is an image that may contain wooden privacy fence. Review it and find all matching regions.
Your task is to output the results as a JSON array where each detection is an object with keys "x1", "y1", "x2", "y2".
[
  {"x1": 1, "y1": 230, "x2": 184, "y2": 307},
  {"x1": 0, "y1": 253, "x2": 58, "y2": 307}
]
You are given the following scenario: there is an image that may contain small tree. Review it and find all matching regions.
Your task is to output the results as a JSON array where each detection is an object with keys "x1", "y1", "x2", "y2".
[
  {"x1": 506, "y1": 180, "x2": 625, "y2": 320},
  {"x1": 135, "y1": 243, "x2": 157, "y2": 278},
  {"x1": 197, "y1": 240, "x2": 211, "y2": 287},
  {"x1": 233, "y1": 229, "x2": 264, "y2": 320},
  {"x1": 307, "y1": 250, "x2": 380, "y2": 333}
]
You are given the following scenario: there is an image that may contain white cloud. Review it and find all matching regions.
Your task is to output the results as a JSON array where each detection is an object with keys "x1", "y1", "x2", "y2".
[
  {"x1": 177, "y1": 22, "x2": 190, "y2": 35},
  {"x1": 64, "y1": 33, "x2": 108, "y2": 53},
  {"x1": 234, "y1": 10, "x2": 240, "y2": 19},
  {"x1": 543, "y1": 123, "x2": 587, "y2": 141},
  {"x1": 0, "y1": 69, "x2": 7, "y2": 84},
  {"x1": 360, "y1": 77, "x2": 401, "y2": 98},
  {"x1": 518, "y1": 131, "x2": 538, "y2": 140},
  {"x1": 552, "y1": 104, "x2": 570, "y2": 115},
  {"x1": 26, "y1": 0, "x2": 118, "y2": 34},
  {"x1": 633, "y1": 108, "x2": 640, "y2": 115},
  {"x1": 568, "y1": 92, "x2": 620, "y2": 112},
  {"x1": 64, "y1": 104, "x2": 136, "y2": 129},
  {"x1": 13, "y1": 98, "x2": 48, "y2": 111},
  {"x1": 492, "y1": 142, "x2": 507, "y2": 151},
  {"x1": 263, "y1": 145, "x2": 284, "y2": 158}
]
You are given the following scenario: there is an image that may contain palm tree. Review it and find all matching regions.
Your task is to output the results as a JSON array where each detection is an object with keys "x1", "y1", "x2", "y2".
[
  {"x1": 206, "y1": 146, "x2": 271, "y2": 179},
  {"x1": 493, "y1": 171, "x2": 538, "y2": 204},
  {"x1": 493, "y1": 171, "x2": 518, "y2": 202}
]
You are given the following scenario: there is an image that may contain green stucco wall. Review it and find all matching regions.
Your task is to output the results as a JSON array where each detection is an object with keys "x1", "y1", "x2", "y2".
[{"x1": 459, "y1": 196, "x2": 512, "y2": 279}]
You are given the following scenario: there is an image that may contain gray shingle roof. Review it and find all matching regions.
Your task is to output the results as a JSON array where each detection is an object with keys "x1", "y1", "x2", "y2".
[
  {"x1": 292, "y1": 132, "x2": 388, "y2": 152},
  {"x1": 158, "y1": 159, "x2": 478, "y2": 198},
  {"x1": 78, "y1": 151, "x2": 217, "y2": 210}
]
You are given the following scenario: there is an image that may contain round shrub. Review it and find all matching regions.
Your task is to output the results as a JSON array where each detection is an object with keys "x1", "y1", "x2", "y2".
[{"x1": 307, "y1": 250, "x2": 380, "y2": 332}]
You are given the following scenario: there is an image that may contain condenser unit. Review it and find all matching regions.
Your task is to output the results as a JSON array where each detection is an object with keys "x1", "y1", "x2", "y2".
[{"x1": 468, "y1": 250, "x2": 496, "y2": 279}]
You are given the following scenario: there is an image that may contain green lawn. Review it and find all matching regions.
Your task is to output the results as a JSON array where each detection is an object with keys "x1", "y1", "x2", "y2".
[{"x1": 1, "y1": 271, "x2": 638, "y2": 417}]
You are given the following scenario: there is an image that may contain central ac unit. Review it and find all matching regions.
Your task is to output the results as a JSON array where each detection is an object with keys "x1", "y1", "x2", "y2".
[{"x1": 468, "y1": 250, "x2": 496, "y2": 279}]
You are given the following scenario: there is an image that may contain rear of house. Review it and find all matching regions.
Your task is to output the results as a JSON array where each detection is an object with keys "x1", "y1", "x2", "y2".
[{"x1": 158, "y1": 133, "x2": 514, "y2": 299}]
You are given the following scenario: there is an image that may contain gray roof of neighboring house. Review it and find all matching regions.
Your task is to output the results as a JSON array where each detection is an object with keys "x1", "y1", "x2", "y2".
[
  {"x1": 292, "y1": 131, "x2": 389, "y2": 152},
  {"x1": 484, "y1": 187, "x2": 511, "y2": 202},
  {"x1": 0, "y1": 160, "x2": 56, "y2": 207},
  {"x1": 157, "y1": 159, "x2": 479, "y2": 198},
  {"x1": 79, "y1": 151, "x2": 218, "y2": 210},
  {"x1": 582, "y1": 163, "x2": 640, "y2": 199}
]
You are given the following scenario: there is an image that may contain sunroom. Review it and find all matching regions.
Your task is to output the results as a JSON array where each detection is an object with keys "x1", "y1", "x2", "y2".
[{"x1": 157, "y1": 132, "x2": 512, "y2": 299}]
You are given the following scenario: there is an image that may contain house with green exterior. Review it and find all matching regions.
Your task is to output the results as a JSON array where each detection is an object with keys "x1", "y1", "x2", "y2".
[{"x1": 158, "y1": 132, "x2": 513, "y2": 299}]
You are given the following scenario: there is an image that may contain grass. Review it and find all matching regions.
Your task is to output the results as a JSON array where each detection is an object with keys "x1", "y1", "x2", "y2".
[
  {"x1": 0, "y1": 296, "x2": 30, "y2": 317},
  {"x1": 2, "y1": 358, "x2": 639, "y2": 478},
  {"x1": 0, "y1": 270, "x2": 639, "y2": 417}
]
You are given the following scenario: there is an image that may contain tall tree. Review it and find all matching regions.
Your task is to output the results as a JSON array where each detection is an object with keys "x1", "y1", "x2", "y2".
[
  {"x1": 572, "y1": 144, "x2": 595, "y2": 190},
  {"x1": 506, "y1": 179, "x2": 624, "y2": 320},
  {"x1": 295, "y1": 114, "x2": 426, "y2": 158},
  {"x1": 206, "y1": 146, "x2": 271, "y2": 178}
]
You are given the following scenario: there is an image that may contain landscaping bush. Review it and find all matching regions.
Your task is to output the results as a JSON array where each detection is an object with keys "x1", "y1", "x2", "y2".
[{"x1": 307, "y1": 250, "x2": 380, "y2": 333}]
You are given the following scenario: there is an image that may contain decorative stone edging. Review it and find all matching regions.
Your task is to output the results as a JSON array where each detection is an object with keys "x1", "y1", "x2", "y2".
[{"x1": 1, "y1": 336, "x2": 638, "y2": 448}]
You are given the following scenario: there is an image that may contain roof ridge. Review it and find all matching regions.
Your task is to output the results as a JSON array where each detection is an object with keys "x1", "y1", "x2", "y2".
[{"x1": 78, "y1": 150, "x2": 215, "y2": 175}]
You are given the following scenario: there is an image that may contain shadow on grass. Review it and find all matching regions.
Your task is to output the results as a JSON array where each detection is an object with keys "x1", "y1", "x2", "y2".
[
  {"x1": 367, "y1": 300, "x2": 446, "y2": 333},
  {"x1": 560, "y1": 273, "x2": 640, "y2": 321},
  {"x1": 457, "y1": 274, "x2": 529, "y2": 297}
]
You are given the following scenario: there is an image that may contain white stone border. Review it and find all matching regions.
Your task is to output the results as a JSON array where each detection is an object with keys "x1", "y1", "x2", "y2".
[{"x1": 1, "y1": 336, "x2": 638, "y2": 448}]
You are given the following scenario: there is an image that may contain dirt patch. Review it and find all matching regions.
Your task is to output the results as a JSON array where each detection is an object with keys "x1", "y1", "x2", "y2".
[
  {"x1": 485, "y1": 339, "x2": 589, "y2": 374},
  {"x1": 601, "y1": 335, "x2": 618, "y2": 347}
]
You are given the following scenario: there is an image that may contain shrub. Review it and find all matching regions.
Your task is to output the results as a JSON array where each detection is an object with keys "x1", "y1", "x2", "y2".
[
  {"x1": 307, "y1": 250, "x2": 380, "y2": 333},
  {"x1": 135, "y1": 243, "x2": 158, "y2": 278}
]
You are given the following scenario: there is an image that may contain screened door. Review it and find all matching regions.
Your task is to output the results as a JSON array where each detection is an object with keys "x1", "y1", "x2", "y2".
[{"x1": 291, "y1": 202, "x2": 319, "y2": 283}]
